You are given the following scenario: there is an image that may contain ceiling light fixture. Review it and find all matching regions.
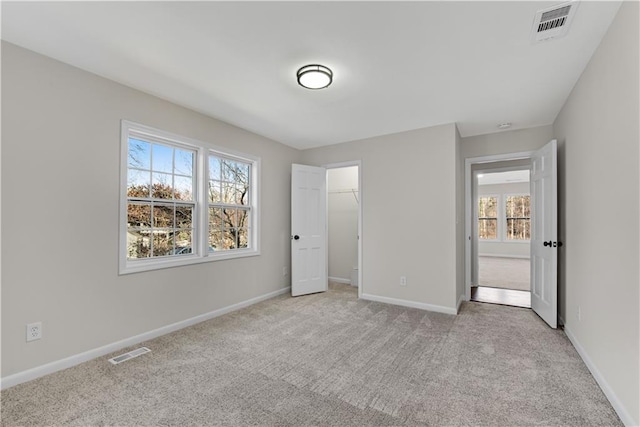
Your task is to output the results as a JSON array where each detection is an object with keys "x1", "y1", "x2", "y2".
[
  {"x1": 497, "y1": 122, "x2": 512, "y2": 130},
  {"x1": 297, "y1": 64, "x2": 333, "y2": 90}
]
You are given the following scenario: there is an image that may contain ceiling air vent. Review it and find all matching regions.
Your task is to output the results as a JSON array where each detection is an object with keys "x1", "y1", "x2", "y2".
[{"x1": 531, "y1": 1, "x2": 579, "y2": 43}]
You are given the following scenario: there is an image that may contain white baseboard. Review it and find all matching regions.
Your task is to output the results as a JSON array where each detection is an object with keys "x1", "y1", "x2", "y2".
[
  {"x1": 328, "y1": 276, "x2": 351, "y2": 285},
  {"x1": 361, "y1": 293, "x2": 457, "y2": 315},
  {"x1": 0, "y1": 286, "x2": 290, "y2": 390},
  {"x1": 456, "y1": 293, "x2": 466, "y2": 313},
  {"x1": 478, "y1": 254, "x2": 530, "y2": 259},
  {"x1": 563, "y1": 323, "x2": 636, "y2": 427}
]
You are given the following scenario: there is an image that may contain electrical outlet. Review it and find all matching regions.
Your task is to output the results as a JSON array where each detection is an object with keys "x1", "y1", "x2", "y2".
[
  {"x1": 26, "y1": 322, "x2": 42, "y2": 342},
  {"x1": 282, "y1": 266, "x2": 288, "y2": 277},
  {"x1": 400, "y1": 276, "x2": 407, "y2": 286}
]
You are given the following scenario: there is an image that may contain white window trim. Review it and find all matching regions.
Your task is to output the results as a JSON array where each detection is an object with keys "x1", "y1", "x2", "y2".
[
  {"x1": 503, "y1": 192, "x2": 531, "y2": 242},
  {"x1": 119, "y1": 120, "x2": 260, "y2": 275}
]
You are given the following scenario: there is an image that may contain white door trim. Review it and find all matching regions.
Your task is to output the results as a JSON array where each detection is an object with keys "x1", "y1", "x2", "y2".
[
  {"x1": 324, "y1": 161, "x2": 363, "y2": 299},
  {"x1": 464, "y1": 151, "x2": 534, "y2": 301}
]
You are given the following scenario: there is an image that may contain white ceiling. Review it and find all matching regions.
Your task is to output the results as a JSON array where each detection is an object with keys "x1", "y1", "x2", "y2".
[{"x1": 1, "y1": 1, "x2": 621, "y2": 150}]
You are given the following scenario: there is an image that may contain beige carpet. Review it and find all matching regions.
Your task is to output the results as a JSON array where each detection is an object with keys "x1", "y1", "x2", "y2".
[
  {"x1": 479, "y1": 256, "x2": 530, "y2": 291},
  {"x1": 1, "y1": 283, "x2": 620, "y2": 426}
]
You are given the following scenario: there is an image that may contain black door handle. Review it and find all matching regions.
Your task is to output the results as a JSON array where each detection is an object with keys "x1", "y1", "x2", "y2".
[
  {"x1": 544, "y1": 240, "x2": 552, "y2": 247},
  {"x1": 544, "y1": 240, "x2": 563, "y2": 247},
  {"x1": 293, "y1": 235, "x2": 300, "y2": 240}
]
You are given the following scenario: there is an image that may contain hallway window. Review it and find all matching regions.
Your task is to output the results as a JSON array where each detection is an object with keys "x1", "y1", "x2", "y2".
[
  {"x1": 478, "y1": 196, "x2": 498, "y2": 240},
  {"x1": 505, "y1": 195, "x2": 530, "y2": 240}
]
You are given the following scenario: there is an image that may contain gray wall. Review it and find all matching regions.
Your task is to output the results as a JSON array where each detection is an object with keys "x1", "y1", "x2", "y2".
[
  {"x1": 327, "y1": 166, "x2": 358, "y2": 282},
  {"x1": 301, "y1": 124, "x2": 460, "y2": 311},
  {"x1": 461, "y1": 125, "x2": 553, "y2": 158},
  {"x1": 553, "y1": 1, "x2": 639, "y2": 423},
  {"x1": 1, "y1": 42, "x2": 300, "y2": 377}
]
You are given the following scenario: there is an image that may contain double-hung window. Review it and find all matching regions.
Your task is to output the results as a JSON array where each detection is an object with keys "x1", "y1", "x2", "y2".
[{"x1": 120, "y1": 121, "x2": 259, "y2": 274}]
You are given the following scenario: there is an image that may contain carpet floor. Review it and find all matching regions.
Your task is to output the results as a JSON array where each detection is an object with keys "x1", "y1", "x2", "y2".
[
  {"x1": 1, "y1": 283, "x2": 620, "y2": 426},
  {"x1": 479, "y1": 256, "x2": 530, "y2": 291}
]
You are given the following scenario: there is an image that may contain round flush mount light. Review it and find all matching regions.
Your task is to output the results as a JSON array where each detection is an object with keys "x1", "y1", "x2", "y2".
[
  {"x1": 497, "y1": 122, "x2": 512, "y2": 130},
  {"x1": 297, "y1": 64, "x2": 333, "y2": 90}
]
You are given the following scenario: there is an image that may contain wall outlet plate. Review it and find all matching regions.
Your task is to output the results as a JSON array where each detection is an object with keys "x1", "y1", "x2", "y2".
[{"x1": 26, "y1": 322, "x2": 42, "y2": 342}]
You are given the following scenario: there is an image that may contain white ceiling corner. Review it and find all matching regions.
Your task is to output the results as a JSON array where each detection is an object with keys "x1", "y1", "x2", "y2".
[{"x1": 0, "y1": 1, "x2": 622, "y2": 149}]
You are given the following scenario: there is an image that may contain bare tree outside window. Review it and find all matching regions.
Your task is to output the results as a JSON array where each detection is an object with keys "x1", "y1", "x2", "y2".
[
  {"x1": 208, "y1": 156, "x2": 251, "y2": 251},
  {"x1": 506, "y1": 195, "x2": 531, "y2": 240},
  {"x1": 478, "y1": 196, "x2": 498, "y2": 240}
]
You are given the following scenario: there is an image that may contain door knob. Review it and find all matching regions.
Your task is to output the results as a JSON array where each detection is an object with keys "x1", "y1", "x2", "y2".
[
  {"x1": 293, "y1": 235, "x2": 300, "y2": 240},
  {"x1": 543, "y1": 240, "x2": 552, "y2": 247}
]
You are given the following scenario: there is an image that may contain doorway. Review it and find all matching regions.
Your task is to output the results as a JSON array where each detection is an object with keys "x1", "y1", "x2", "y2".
[
  {"x1": 465, "y1": 140, "x2": 559, "y2": 329},
  {"x1": 472, "y1": 167, "x2": 531, "y2": 308},
  {"x1": 465, "y1": 153, "x2": 534, "y2": 308},
  {"x1": 326, "y1": 163, "x2": 361, "y2": 298}
]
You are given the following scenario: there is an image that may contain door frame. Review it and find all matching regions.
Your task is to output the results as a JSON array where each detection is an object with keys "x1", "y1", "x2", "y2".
[
  {"x1": 324, "y1": 161, "x2": 363, "y2": 298},
  {"x1": 465, "y1": 151, "x2": 534, "y2": 301}
]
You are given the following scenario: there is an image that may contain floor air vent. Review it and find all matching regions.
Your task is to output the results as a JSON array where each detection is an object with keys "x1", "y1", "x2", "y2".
[
  {"x1": 531, "y1": 1, "x2": 578, "y2": 43},
  {"x1": 108, "y1": 347, "x2": 151, "y2": 365}
]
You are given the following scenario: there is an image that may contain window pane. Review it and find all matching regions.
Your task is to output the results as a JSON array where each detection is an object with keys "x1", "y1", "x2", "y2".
[
  {"x1": 152, "y1": 231, "x2": 174, "y2": 257},
  {"x1": 127, "y1": 169, "x2": 150, "y2": 198},
  {"x1": 208, "y1": 181, "x2": 221, "y2": 203},
  {"x1": 175, "y1": 149, "x2": 193, "y2": 176},
  {"x1": 238, "y1": 209, "x2": 250, "y2": 229},
  {"x1": 238, "y1": 228, "x2": 249, "y2": 248},
  {"x1": 209, "y1": 207, "x2": 223, "y2": 231},
  {"x1": 507, "y1": 219, "x2": 530, "y2": 240},
  {"x1": 209, "y1": 229, "x2": 224, "y2": 251},
  {"x1": 127, "y1": 202, "x2": 151, "y2": 228},
  {"x1": 508, "y1": 195, "x2": 530, "y2": 217},
  {"x1": 223, "y1": 208, "x2": 237, "y2": 229},
  {"x1": 174, "y1": 229, "x2": 193, "y2": 253},
  {"x1": 478, "y1": 196, "x2": 497, "y2": 218},
  {"x1": 235, "y1": 185, "x2": 247, "y2": 205},
  {"x1": 152, "y1": 143, "x2": 173, "y2": 173},
  {"x1": 127, "y1": 231, "x2": 151, "y2": 259},
  {"x1": 478, "y1": 219, "x2": 497, "y2": 240},
  {"x1": 176, "y1": 206, "x2": 193, "y2": 229},
  {"x1": 223, "y1": 227, "x2": 237, "y2": 250},
  {"x1": 209, "y1": 157, "x2": 221, "y2": 181},
  {"x1": 174, "y1": 176, "x2": 193, "y2": 201},
  {"x1": 128, "y1": 138, "x2": 151, "y2": 170},
  {"x1": 221, "y1": 182, "x2": 234, "y2": 204},
  {"x1": 153, "y1": 205, "x2": 174, "y2": 228},
  {"x1": 152, "y1": 173, "x2": 173, "y2": 199}
]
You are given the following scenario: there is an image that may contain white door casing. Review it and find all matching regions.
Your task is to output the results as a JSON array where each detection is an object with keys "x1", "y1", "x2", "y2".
[
  {"x1": 530, "y1": 139, "x2": 558, "y2": 328},
  {"x1": 291, "y1": 164, "x2": 328, "y2": 296}
]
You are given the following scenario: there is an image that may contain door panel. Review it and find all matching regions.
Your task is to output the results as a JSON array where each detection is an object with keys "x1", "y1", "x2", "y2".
[
  {"x1": 291, "y1": 164, "x2": 327, "y2": 296},
  {"x1": 530, "y1": 140, "x2": 558, "y2": 328}
]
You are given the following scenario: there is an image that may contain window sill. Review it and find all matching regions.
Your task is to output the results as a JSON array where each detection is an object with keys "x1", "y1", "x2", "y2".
[{"x1": 119, "y1": 249, "x2": 260, "y2": 275}]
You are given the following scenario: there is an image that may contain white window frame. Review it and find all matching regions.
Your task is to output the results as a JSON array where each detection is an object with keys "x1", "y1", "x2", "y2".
[
  {"x1": 119, "y1": 121, "x2": 260, "y2": 274},
  {"x1": 503, "y1": 192, "x2": 531, "y2": 242}
]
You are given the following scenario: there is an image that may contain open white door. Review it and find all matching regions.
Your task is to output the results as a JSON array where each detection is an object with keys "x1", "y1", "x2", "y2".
[
  {"x1": 291, "y1": 164, "x2": 327, "y2": 296},
  {"x1": 530, "y1": 140, "x2": 558, "y2": 328}
]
